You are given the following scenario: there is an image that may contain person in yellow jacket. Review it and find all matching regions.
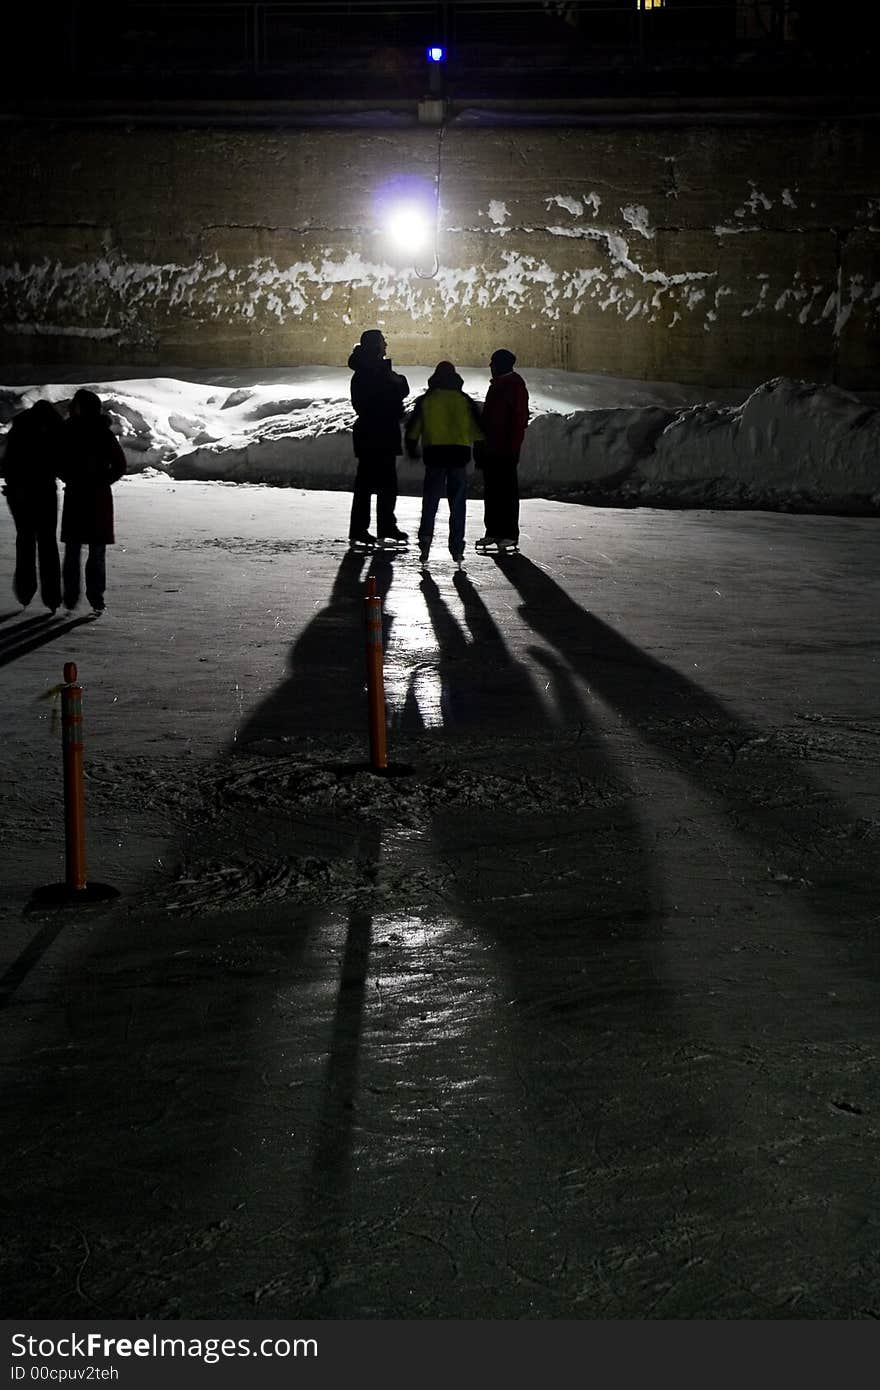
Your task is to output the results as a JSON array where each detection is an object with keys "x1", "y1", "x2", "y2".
[{"x1": 405, "y1": 361, "x2": 484, "y2": 568}]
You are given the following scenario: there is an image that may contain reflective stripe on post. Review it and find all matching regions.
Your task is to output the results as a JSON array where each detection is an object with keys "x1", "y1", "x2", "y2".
[
  {"x1": 364, "y1": 576, "x2": 388, "y2": 771},
  {"x1": 61, "y1": 661, "x2": 87, "y2": 892}
]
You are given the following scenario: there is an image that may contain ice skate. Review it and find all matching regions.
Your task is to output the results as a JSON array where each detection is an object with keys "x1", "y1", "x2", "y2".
[
  {"x1": 348, "y1": 531, "x2": 378, "y2": 551},
  {"x1": 418, "y1": 543, "x2": 431, "y2": 570},
  {"x1": 377, "y1": 527, "x2": 409, "y2": 550},
  {"x1": 495, "y1": 538, "x2": 520, "y2": 554},
  {"x1": 474, "y1": 535, "x2": 497, "y2": 553},
  {"x1": 452, "y1": 552, "x2": 466, "y2": 571}
]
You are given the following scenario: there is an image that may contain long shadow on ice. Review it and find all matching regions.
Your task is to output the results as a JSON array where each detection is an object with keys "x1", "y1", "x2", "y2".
[
  {"x1": 474, "y1": 552, "x2": 880, "y2": 1314},
  {"x1": 492, "y1": 552, "x2": 880, "y2": 959},
  {"x1": 219, "y1": 551, "x2": 394, "y2": 1314},
  {"x1": 233, "y1": 548, "x2": 376, "y2": 746},
  {"x1": 364, "y1": 568, "x2": 740, "y2": 1317},
  {"x1": 0, "y1": 612, "x2": 97, "y2": 668}
]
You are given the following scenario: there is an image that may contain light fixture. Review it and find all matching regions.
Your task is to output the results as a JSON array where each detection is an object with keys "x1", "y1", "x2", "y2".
[
  {"x1": 376, "y1": 174, "x2": 441, "y2": 278},
  {"x1": 387, "y1": 202, "x2": 433, "y2": 258}
]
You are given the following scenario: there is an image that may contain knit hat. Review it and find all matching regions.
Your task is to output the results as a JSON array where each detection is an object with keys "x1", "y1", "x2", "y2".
[
  {"x1": 490, "y1": 348, "x2": 516, "y2": 374},
  {"x1": 428, "y1": 360, "x2": 462, "y2": 389},
  {"x1": 71, "y1": 387, "x2": 103, "y2": 418},
  {"x1": 359, "y1": 329, "x2": 385, "y2": 352}
]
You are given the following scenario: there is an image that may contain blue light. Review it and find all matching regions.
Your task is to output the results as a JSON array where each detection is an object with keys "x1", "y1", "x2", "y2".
[{"x1": 427, "y1": 45, "x2": 445, "y2": 63}]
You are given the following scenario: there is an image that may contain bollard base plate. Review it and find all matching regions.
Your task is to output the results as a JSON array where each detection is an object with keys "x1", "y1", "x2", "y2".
[
  {"x1": 30, "y1": 881, "x2": 120, "y2": 906},
  {"x1": 326, "y1": 760, "x2": 415, "y2": 779}
]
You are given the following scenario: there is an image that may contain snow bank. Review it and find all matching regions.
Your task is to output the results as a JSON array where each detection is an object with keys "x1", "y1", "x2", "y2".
[
  {"x1": 1, "y1": 370, "x2": 878, "y2": 514},
  {"x1": 529, "y1": 378, "x2": 880, "y2": 511}
]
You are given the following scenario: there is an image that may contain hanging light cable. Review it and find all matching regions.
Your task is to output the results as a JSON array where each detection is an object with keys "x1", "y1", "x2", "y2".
[{"x1": 413, "y1": 121, "x2": 445, "y2": 281}]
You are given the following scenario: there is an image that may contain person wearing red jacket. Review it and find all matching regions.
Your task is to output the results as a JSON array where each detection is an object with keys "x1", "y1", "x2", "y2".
[{"x1": 475, "y1": 349, "x2": 529, "y2": 553}]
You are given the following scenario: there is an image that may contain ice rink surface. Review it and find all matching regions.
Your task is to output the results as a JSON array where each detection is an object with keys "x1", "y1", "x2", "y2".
[{"x1": 2, "y1": 479, "x2": 880, "y2": 1318}]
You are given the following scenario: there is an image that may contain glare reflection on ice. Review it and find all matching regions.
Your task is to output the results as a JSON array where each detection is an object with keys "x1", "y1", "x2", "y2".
[
  {"x1": 409, "y1": 663, "x2": 444, "y2": 728},
  {"x1": 383, "y1": 584, "x2": 445, "y2": 727},
  {"x1": 371, "y1": 912, "x2": 460, "y2": 949}
]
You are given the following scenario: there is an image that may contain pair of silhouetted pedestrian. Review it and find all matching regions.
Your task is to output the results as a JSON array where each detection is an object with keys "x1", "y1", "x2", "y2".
[
  {"x1": 1, "y1": 388, "x2": 126, "y2": 615},
  {"x1": 347, "y1": 332, "x2": 529, "y2": 567}
]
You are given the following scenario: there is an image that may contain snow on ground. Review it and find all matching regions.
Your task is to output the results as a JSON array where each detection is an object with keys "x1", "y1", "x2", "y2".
[{"x1": 2, "y1": 365, "x2": 879, "y2": 513}]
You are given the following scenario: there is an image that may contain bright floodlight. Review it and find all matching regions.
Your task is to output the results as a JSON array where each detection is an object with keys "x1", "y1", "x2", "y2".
[
  {"x1": 427, "y1": 45, "x2": 445, "y2": 62},
  {"x1": 387, "y1": 203, "x2": 432, "y2": 256}
]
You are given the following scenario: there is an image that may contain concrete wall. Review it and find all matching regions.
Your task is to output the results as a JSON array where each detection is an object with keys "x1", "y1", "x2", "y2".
[{"x1": 1, "y1": 121, "x2": 878, "y2": 387}]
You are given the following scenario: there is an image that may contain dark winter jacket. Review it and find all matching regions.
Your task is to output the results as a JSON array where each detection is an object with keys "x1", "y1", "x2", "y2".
[
  {"x1": 1, "y1": 401, "x2": 64, "y2": 528},
  {"x1": 348, "y1": 345, "x2": 410, "y2": 458},
  {"x1": 59, "y1": 415, "x2": 127, "y2": 544},
  {"x1": 405, "y1": 368, "x2": 484, "y2": 469},
  {"x1": 478, "y1": 370, "x2": 529, "y2": 462}
]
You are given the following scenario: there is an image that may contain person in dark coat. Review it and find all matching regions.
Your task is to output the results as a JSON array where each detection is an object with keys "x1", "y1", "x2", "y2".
[
  {"x1": 1, "y1": 399, "x2": 65, "y2": 612},
  {"x1": 475, "y1": 348, "x2": 530, "y2": 553},
  {"x1": 347, "y1": 329, "x2": 410, "y2": 545},
  {"x1": 59, "y1": 388, "x2": 127, "y2": 615}
]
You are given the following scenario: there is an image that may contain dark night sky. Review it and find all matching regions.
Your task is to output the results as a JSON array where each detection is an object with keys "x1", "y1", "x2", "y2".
[{"x1": 4, "y1": 2, "x2": 878, "y2": 106}]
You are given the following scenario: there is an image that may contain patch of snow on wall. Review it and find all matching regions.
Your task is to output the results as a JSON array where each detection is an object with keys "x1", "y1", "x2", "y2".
[
  {"x1": 487, "y1": 200, "x2": 509, "y2": 227},
  {"x1": 735, "y1": 183, "x2": 774, "y2": 218},
  {"x1": 1, "y1": 244, "x2": 727, "y2": 331},
  {"x1": 621, "y1": 205, "x2": 654, "y2": 239},
  {"x1": 0, "y1": 202, "x2": 860, "y2": 346},
  {"x1": 546, "y1": 195, "x2": 583, "y2": 216},
  {"x1": 545, "y1": 193, "x2": 602, "y2": 220}
]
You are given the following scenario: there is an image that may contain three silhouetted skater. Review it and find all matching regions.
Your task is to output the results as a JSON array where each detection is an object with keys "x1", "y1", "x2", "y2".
[{"x1": 346, "y1": 339, "x2": 529, "y2": 565}]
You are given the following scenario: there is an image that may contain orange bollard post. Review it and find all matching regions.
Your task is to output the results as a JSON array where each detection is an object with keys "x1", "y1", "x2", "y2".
[
  {"x1": 31, "y1": 663, "x2": 118, "y2": 906},
  {"x1": 364, "y1": 576, "x2": 388, "y2": 772},
  {"x1": 61, "y1": 661, "x2": 87, "y2": 891}
]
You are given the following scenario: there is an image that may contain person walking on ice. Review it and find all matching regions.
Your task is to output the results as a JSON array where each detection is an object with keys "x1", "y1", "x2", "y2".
[
  {"x1": 1, "y1": 399, "x2": 65, "y2": 613},
  {"x1": 474, "y1": 348, "x2": 529, "y2": 554},
  {"x1": 347, "y1": 329, "x2": 410, "y2": 548},
  {"x1": 405, "y1": 361, "x2": 484, "y2": 570},
  {"x1": 60, "y1": 388, "x2": 127, "y2": 615}
]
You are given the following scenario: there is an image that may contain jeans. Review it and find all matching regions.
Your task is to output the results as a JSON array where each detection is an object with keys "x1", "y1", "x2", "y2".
[
  {"x1": 63, "y1": 542, "x2": 107, "y2": 611},
  {"x1": 349, "y1": 453, "x2": 399, "y2": 537},
  {"x1": 418, "y1": 465, "x2": 468, "y2": 557}
]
